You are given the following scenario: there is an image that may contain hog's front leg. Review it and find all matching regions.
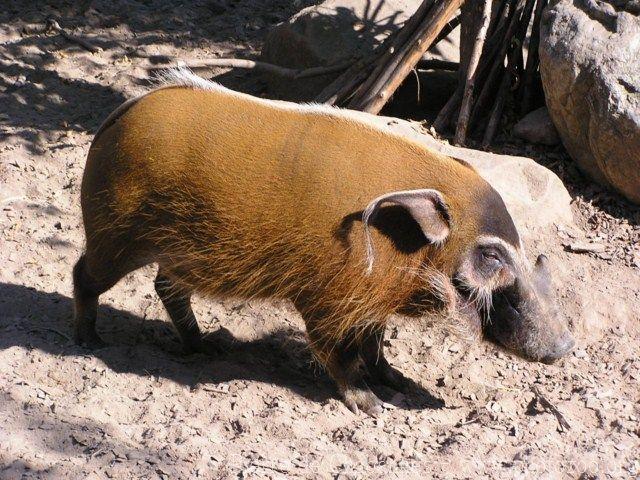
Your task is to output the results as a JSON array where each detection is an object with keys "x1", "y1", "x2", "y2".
[
  {"x1": 321, "y1": 334, "x2": 384, "y2": 416},
  {"x1": 360, "y1": 327, "x2": 410, "y2": 393},
  {"x1": 298, "y1": 310, "x2": 383, "y2": 415}
]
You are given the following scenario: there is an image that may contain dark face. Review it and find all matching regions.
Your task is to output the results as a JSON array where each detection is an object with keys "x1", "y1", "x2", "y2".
[{"x1": 454, "y1": 238, "x2": 575, "y2": 363}]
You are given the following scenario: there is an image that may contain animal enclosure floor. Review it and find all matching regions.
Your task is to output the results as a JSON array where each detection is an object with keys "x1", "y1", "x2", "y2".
[{"x1": 1, "y1": 1, "x2": 639, "y2": 479}]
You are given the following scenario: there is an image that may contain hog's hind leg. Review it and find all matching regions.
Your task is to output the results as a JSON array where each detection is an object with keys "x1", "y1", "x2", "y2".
[
  {"x1": 73, "y1": 253, "x2": 140, "y2": 348},
  {"x1": 154, "y1": 268, "x2": 206, "y2": 354}
]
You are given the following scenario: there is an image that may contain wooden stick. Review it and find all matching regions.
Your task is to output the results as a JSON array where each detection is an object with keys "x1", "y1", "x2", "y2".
[
  {"x1": 482, "y1": 0, "x2": 536, "y2": 147},
  {"x1": 177, "y1": 57, "x2": 353, "y2": 80},
  {"x1": 485, "y1": 0, "x2": 509, "y2": 40},
  {"x1": 472, "y1": 0, "x2": 514, "y2": 79},
  {"x1": 352, "y1": 0, "x2": 464, "y2": 113},
  {"x1": 479, "y1": 0, "x2": 521, "y2": 80},
  {"x1": 315, "y1": 27, "x2": 398, "y2": 105},
  {"x1": 46, "y1": 18, "x2": 102, "y2": 53},
  {"x1": 431, "y1": 13, "x2": 461, "y2": 47},
  {"x1": 520, "y1": 0, "x2": 547, "y2": 114},
  {"x1": 317, "y1": 2, "x2": 458, "y2": 108},
  {"x1": 332, "y1": 64, "x2": 375, "y2": 105},
  {"x1": 454, "y1": 0, "x2": 492, "y2": 145},
  {"x1": 481, "y1": 70, "x2": 509, "y2": 148},
  {"x1": 351, "y1": 0, "x2": 456, "y2": 111},
  {"x1": 315, "y1": 52, "x2": 381, "y2": 104},
  {"x1": 347, "y1": 0, "x2": 436, "y2": 108},
  {"x1": 510, "y1": 0, "x2": 538, "y2": 102},
  {"x1": 296, "y1": 61, "x2": 355, "y2": 79},
  {"x1": 417, "y1": 59, "x2": 459, "y2": 71},
  {"x1": 531, "y1": 386, "x2": 571, "y2": 431},
  {"x1": 434, "y1": 0, "x2": 512, "y2": 135},
  {"x1": 515, "y1": 0, "x2": 539, "y2": 58},
  {"x1": 469, "y1": 0, "x2": 525, "y2": 130},
  {"x1": 433, "y1": 85, "x2": 462, "y2": 132}
]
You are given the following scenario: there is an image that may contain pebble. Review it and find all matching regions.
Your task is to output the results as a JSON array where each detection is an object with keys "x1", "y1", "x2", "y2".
[
  {"x1": 564, "y1": 242, "x2": 606, "y2": 253},
  {"x1": 573, "y1": 349, "x2": 588, "y2": 359},
  {"x1": 585, "y1": 397, "x2": 599, "y2": 409}
]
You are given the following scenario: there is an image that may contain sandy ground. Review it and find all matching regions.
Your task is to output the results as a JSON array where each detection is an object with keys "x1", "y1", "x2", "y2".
[{"x1": 1, "y1": 1, "x2": 639, "y2": 479}]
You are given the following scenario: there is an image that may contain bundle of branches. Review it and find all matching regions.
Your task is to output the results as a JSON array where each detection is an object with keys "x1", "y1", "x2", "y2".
[
  {"x1": 436, "y1": 0, "x2": 548, "y2": 147},
  {"x1": 315, "y1": 0, "x2": 464, "y2": 111},
  {"x1": 315, "y1": 0, "x2": 548, "y2": 148}
]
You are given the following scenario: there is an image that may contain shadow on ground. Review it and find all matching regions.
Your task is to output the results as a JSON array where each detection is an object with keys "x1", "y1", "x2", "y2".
[
  {"x1": 0, "y1": 282, "x2": 444, "y2": 410},
  {"x1": 0, "y1": 0, "x2": 319, "y2": 153},
  {"x1": 0, "y1": 388, "x2": 207, "y2": 478}
]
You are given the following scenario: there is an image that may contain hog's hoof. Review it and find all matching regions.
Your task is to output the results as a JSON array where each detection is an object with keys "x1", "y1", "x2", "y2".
[
  {"x1": 369, "y1": 363, "x2": 412, "y2": 393},
  {"x1": 74, "y1": 329, "x2": 106, "y2": 349},
  {"x1": 183, "y1": 329, "x2": 235, "y2": 356},
  {"x1": 342, "y1": 387, "x2": 384, "y2": 416}
]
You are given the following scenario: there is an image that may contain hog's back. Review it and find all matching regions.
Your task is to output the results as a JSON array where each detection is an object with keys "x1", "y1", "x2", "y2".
[{"x1": 82, "y1": 86, "x2": 487, "y2": 295}]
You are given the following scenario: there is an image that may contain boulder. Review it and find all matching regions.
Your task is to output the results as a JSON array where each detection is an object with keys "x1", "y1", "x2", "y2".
[
  {"x1": 512, "y1": 107, "x2": 560, "y2": 146},
  {"x1": 539, "y1": 0, "x2": 640, "y2": 204},
  {"x1": 369, "y1": 116, "x2": 575, "y2": 237},
  {"x1": 260, "y1": 0, "x2": 460, "y2": 101}
]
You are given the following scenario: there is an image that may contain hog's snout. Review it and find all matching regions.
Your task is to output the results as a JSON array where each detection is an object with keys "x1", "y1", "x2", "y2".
[
  {"x1": 540, "y1": 330, "x2": 575, "y2": 364},
  {"x1": 486, "y1": 255, "x2": 574, "y2": 363}
]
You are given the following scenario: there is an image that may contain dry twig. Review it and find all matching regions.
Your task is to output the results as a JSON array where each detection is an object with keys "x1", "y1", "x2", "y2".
[
  {"x1": 519, "y1": 0, "x2": 547, "y2": 114},
  {"x1": 349, "y1": 0, "x2": 464, "y2": 113},
  {"x1": 417, "y1": 59, "x2": 459, "y2": 71},
  {"x1": 46, "y1": 18, "x2": 102, "y2": 53},
  {"x1": 531, "y1": 386, "x2": 571, "y2": 431},
  {"x1": 454, "y1": 0, "x2": 491, "y2": 145},
  {"x1": 179, "y1": 58, "x2": 353, "y2": 79},
  {"x1": 315, "y1": 0, "x2": 465, "y2": 109}
]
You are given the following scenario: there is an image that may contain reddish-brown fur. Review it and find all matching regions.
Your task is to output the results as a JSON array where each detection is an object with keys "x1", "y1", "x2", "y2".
[{"x1": 74, "y1": 76, "x2": 513, "y2": 412}]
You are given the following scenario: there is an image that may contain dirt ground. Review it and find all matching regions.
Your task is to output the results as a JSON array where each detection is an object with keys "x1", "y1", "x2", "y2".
[{"x1": 1, "y1": 1, "x2": 639, "y2": 479}]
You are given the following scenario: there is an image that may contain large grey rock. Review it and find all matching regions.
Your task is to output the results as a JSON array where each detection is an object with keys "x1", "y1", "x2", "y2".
[
  {"x1": 539, "y1": 0, "x2": 640, "y2": 204},
  {"x1": 260, "y1": 0, "x2": 459, "y2": 101}
]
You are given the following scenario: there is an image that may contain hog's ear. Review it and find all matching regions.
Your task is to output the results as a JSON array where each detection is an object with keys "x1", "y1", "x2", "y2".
[
  {"x1": 362, "y1": 189, "x2": 451, "y2": 273},
  {"x1": 533, "y1": 254, "x2": 554, "y2": 297}
]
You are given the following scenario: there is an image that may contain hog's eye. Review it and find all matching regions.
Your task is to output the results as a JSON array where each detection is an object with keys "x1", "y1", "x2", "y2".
[{"x1": 481, "y1": 249, "x2": 502, "y2": 269}]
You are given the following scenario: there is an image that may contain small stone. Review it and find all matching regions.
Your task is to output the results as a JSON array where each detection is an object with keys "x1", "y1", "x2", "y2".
[
  {"x1": 585, "y1": 397, "x2": 599, "y2": 409},
  {"x1": 125, "y1": 451, "x2": 146, "y2": 461},
  {"x1": 564, "y1": 242, "x2": 606, "y2": 254},
  {"x1": 512, "y1": 107, "x2": 561, "y2": 146}
]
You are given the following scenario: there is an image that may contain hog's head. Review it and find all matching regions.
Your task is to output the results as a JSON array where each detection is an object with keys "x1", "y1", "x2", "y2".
[{"x1": 362, "y1": 187, "x2": 574, "y2": 363}]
